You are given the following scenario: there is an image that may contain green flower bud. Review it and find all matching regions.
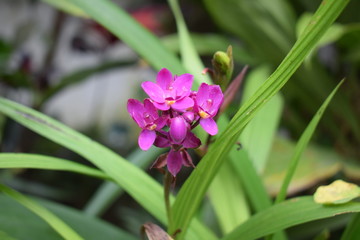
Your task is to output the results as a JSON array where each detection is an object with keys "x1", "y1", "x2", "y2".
[{"x1": 211, "y1": 45, "x2": 234, "y2": 91}]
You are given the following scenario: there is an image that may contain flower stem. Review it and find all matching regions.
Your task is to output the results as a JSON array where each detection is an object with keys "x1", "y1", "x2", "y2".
[{"x1": 164, "y1": 170, "x2": 173, "y2": 231}]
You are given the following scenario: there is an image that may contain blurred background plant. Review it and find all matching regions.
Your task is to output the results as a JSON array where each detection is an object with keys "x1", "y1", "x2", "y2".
[{"x1": 0, "y1": 0, "x2": 359, "y2": 239}]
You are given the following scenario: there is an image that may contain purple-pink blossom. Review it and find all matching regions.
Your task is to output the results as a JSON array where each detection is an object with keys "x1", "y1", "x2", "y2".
[
  {"x1": 127, "y1": 98, "x2": 166, "y2": 150},
  {"x1": 127, "y1": 68, "x2": 223, "y2": 176},
  {"x1": 141, "y1": 68, "x2": 194, "y2": 111},
  {"x1": 195, "y1": 83, "x2": 224, "y2": 135}
]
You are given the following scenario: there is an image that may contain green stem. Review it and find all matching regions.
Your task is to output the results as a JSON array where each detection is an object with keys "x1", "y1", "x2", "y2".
[{"x1": 164, "y1": 171, "x2": 173, "y2": 231}]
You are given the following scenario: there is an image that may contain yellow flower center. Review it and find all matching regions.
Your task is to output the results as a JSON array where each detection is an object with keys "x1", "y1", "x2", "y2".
[
  {"x1": 166, "y1": 100, "x2": 176, "y2": 105},
  {"x1": 199, "y1": 110, "x2": 210, "y2": 119},
  {"x1": 148, "y1": 124, "x2": 157, "y2": 130}
]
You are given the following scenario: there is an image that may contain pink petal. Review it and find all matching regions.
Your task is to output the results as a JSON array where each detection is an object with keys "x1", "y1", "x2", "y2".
[
  {"x1": 152, "y1": 101, "x2": 170, "y2": 111},
  {"x1": 156, "y1": 68, "x2": 173, "y2": 90},
  {"x1": 141, "y1": 81, "x2": 165, "y2": 103},
  {"x1": 150, "y1": 153, "x2": 168, "y2": 169},
  {"x1": 154, "y1": 133, "x2": 171, "y2": 148},
  {"x1": 170, "y1": 117, "x2": 188, "y2": 144},
  {"x1": 182, "y1": 111, "x2": 195, "y2": 123},
  {"x1": 200, "y1": 118, "x2": 218, "y2": 135},
  {"x1": 155, "y1": 116, "x2": 167, "y2": 130},
  {"x1": 195, "y1": 83, "x2": 210, "y2": 106},
  {"x1": 127, "y1": 99, "x2": 146, "y2": 128},
  {"x1": 167, "y1": 150, "x2": 183, "y2": 176},
  {"x1": 182, "y1": 131, "x2": 201, "y2": 148},
  {"x1": 173, "y1": 73, "x2": 193, "y2": 98},
  {"x1": 138, "y1": 129, "x2": 156, "y2": 150},
  {"x1": 208, "y1": 85, "x2": 224, "y2": 115},
  {"x1": 181, "y1": 150, "x2": 195, "y2": 168},
  {"x1": 171, "y1": 97, "x2": 194, "y2": 111},
  {"x1": 143, "y1": 98, "x2": 158, "y2": 119}
]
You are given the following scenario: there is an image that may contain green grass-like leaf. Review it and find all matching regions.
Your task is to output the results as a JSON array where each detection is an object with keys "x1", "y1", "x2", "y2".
[
  {"x1": 0, "y1": 97, "x2": 216, "y2": 240},
  {"x1": 0, "y1": 153, "x2": 109, "y2": 180},
  {"x1": 221, "y1": 196, "x2": 360, "y2": 240},
  {"x1": 275, "y1": 80, "x2": 344, "y2": 204},
  {"x1": 169, "y1": 0, "x2": 349, "y2": 238},
  {"x1": 341, "y1": 213, "x2": 360, "y2": 240},
  {"x1": 69, "y1": 0, "x2": 186, "y2": 75},
  {"x1": 0, "y1": 194, "x2": 137, "y2": 240},
  {"x1": 167, "y1": 0, "x2": 211, "y2": 85},
  {"x1": 0, "y1": 184, "x2": 84, "y2": 240}
]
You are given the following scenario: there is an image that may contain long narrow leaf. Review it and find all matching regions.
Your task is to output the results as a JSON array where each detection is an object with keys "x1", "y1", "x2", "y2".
[
  {"x1": 240, "y1": 65, "x2": 283, "y2": 173},
  {"x1": 167, "y1": 0, "x2": 210, "y2": 85},
  {"x1": 0, "y1": 97, "x2": 216, "y2": 240},
  {"x1": 208, "y1": 160, "x2": 250, "y2": 234},
  {"x1": 221, "y1": 196, "x2": 360, "y2": 240},
  {"x1": 341, "y1": 213, "x2": 360, "y2": 240},
  {"x1": 275, "y1": 80, "x2": 344, "y2": 204},
  {"x1": 0, "y1": 153, "x2": 109, "y2": 180},
  {"x1": 69, "y1": 0, "x2": 186, "y2": 75},
  {"x1": 83, "y1": 147, "x2": 164, "y2": 216},
  {"x1": 170, "y1": 0, "x2": 349, "y2": 238},
  {"x1": 0, "y1": 184, "x2": 84, "y2": 240}
]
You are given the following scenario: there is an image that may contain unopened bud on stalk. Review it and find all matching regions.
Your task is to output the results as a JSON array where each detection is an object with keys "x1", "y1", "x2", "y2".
[{"x1": 212, "y1": 45, "x2": 234, "y2": 91}]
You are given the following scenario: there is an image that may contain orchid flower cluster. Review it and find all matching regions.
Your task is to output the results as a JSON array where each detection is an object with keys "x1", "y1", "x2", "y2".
[{"x1": 127, "y1": 68, "x2": 224, "y2": 176}]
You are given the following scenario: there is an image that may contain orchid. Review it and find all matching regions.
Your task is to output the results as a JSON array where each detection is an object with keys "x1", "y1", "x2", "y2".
[
  {"x1": 141, "y1": 68, "x2": 194, "y2": 111},
  {"x1": 194, "y1": 83, "x2": 224, "y2": 135},
  {"x1": 127, "y1": 68, "x2": 223, "y2": 176},
  {"x1": 127, "y1": 98, "x2": 166, "y2": 150}
]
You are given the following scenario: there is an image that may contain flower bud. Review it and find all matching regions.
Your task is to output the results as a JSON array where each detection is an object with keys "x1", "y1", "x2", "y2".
[
  {"x1": 169, "y1": 117, "x2": 188, "y2": 144},
  {"x1": 212, "y1": 45, "x2": 234, "y2": 91}
]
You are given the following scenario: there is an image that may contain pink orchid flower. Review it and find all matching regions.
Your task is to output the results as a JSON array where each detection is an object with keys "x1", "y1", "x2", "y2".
[
  {"x1": 141, "y1": 68, "x2": 194, "y2": 111},
  {"x1": 127, "y1": 98, "x2": 166, "y2": 150},
  {"x1": 195, "y1": 83, "x2": 224, "y2": 135}
]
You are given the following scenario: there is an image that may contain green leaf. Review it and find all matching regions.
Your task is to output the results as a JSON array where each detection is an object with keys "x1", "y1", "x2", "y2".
[
  {"x1": 161, "y1": 34, "x2": 256, "y2": 64},
  {"x1": 275, "y1": 80, "x2": 344, "y2": 204},
  {"x1": 296, "y1": 13, "x2": 345, "y2": 47},
  {"x1": 167, "y1": 0, "x2": 211, "y2": 85},
  {"x1": 170, "y1": 0, "x2": 349, "y2": 238},
  {"x1": 341, "y1": 213, "x2": 360, "y2": 240},
  {"x1": 314, "y1": 180, "x2": 360, "y2": 205},
  {"x1": 42, "y1": 0, "x2": 88, "y2": 17},
  {"x1": 240, "y1": 65, "x2": 283, "y2": 173},
  {"x1": 0, "y1": 194, "x2": 136, "y2": 240},
  {"x1": 83, "y1": 147, "x2": 164, "y2": 216},
  {"x1": 69, "y1": 0, "x2": 186, "y2": 75},
  {"x1": 0, "y1": 97, "x2": 216, "y2": 240},
  {"x1": 0, "y1": 185, "x2": 83, "y2": 240},
  {"x1": 263, "y1": 137, "x2": 343, "y2": 196},
  {"x1": 203, "y1": 0, "x2": 295, "y2": 63},
  {"x1": 0, "y1": 153, "x2": 109, "y2": 180},
  {"x1": 208, "y1": 160, "x2": 250, "y2": 234},
  {"x1": 221, "y1": 196, "x2": 360, "y2": 240}
]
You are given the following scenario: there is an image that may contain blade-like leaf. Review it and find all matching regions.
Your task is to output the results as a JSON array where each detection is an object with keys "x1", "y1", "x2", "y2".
[
  {"x1": 240, "y1": 65, "x2": 283, "y2": 173},
  {"x1": 0, "y1": 194, "x2": 137, "y2": 240},
  {"x1": 83, "y1": 147, "x2": 164, "y2": 216},
  {"x1": 69, "y1": 0, "x2": 186, "y2": 75},
  {"x1": 0, "y1": 184, "x2": 83, "y2": 240},
  {"x1": 275, "y1": 80, "x2": 344, "y2": 204},
  {"x1": 42, "y1": 0, "x2": 87, "y2": 17},
  {"x1": 341, "y1": 213, "x2": 360, "y2": 240},
  {"x1": 0, "y1": 97, "x2": 216, "y2": 240},
  {"x1": 170, "y1": 0, "x2": 349, "y2": 238},
  {"x1": 167, "y1": 0, "x2": 210, "y2": 85},
  {"x1": 221, "y1": 196, "x2": 360, "y2": 240},
  {"x1": 208, "y1": 160, "x2": 250, "y2": 234},
  {"x1": 0, "y1": 153, "x2": 109, "y2": 180}
]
